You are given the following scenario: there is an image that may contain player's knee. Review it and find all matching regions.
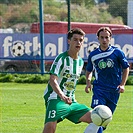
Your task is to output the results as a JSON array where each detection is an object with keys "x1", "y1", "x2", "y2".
[
  {"x1": 79, "y1": 111, "x2": 92, "y2": 123},
  {"x1": 43, "y1": 122, "x2": 56, "y2": 133}
]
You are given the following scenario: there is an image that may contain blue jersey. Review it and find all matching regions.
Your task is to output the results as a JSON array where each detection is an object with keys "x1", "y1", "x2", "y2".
[{"x1": 86, "y1": 46, "x2": 129, "y2": 92}]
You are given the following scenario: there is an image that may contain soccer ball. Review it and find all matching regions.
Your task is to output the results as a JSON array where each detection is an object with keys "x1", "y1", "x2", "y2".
[
  {"x1": 87, "y1": 41, "x2": 99, "y2": 54},
  {"x1": 91, "y1": 105, "x2": 112, "y2": 128},
  {"x1": 11, "y1": 41, "x2": 25, "y2": 57}
]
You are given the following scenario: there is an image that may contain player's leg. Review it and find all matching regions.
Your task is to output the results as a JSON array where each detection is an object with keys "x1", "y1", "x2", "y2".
[
  {"x1": 80, "y1": 112, "x2": 99, "y2": 133},
  {"x1": 66, "y1": 102, "x2": 91, "y2": 124},
  {"x1": 97, "y1": 126, "x2": 103, "y2": 133},
  {"x1": 79, "y1": 111, "x2": 92, "y2": 123},
  {"x1": 91, "y1": 91, "x2": 119, "y2": 133},
  {"x1": 43, "y1": 99, "x2": 72, "y2": 132},
  {"x1": 84, "y1": 123, "x2": 99, "y2": 133},
  {"x1": 107, "y1": 92, "x2": 120, "y2": 114},
  {"x1": 42, "y1": 121, "x2": 57, "y2": 133},
  {"x1": 90, "y1": 88, "x2": 106, "y2": 109},
  {"x1": 96, "y1": 92, "x2": 120, "y2": 133},
  {"x1": 98, "y1": 91, "x2": 120, "y2": 133},
  {"x1": 88, "y1": 89, "x2": 106, "y2": 133},
  {"x1": 65, "y1": 102, "x2": 100, "y2": 133}
]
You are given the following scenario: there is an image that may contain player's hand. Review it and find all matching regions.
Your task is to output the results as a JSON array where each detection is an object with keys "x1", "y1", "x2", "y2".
[
  {"x1": 65, "y1": 97, "x2": 72, "y2": 105},
  {"x1": 85, "y1": 84, "x2": 92, "y2": 93},
  {"x1": 60, "y1": 94, "x2": 72, "y2": 105},
  {"x1": 117, "y1": 85, "x2": 125, "y2": 93}
]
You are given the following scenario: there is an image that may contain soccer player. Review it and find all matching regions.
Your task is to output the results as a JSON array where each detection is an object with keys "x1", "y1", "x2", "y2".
[
  {"x1": 85, "y1": 27, "x2": 130, "y2": 133},
  {"x1": 42, "y1": 28, "x2": 100, "y2": 133}
]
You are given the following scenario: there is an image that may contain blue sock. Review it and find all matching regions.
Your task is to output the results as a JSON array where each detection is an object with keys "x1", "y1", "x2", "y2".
[{"x1": 97, "y1": 126, "x2": 103, "y2": 133}]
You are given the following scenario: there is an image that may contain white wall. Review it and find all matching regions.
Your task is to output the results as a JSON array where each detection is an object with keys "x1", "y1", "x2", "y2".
[{"x1": 128, "y1": 0, "x2": 133, "y2": 28}]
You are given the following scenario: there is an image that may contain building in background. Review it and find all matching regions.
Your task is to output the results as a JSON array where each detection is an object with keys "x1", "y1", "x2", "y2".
[{"x1": 128, "y1": 0, "x2": 133, "y2": 28}]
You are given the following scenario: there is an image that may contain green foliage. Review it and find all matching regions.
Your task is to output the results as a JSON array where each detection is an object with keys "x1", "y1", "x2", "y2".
[
  {"x1": 78, "y1": 75, "x2": 86, "y2": 84},
  {"x1": 69, "y1": 4, "x2": 123, "y2": 24},
  {"x1": 0, "y1": 2, "x2": 39, "y2": 27},
  {"x1": 44, "y1": 0, "x2": 62, "y2": 7},
  {"x1": 71, "y1": 0, "x2": 94, "y2": 7},
  {"x1": 107, "y1": 0, "x2": 128, "y2": 24},
  {"x1": 0, "y1": 74, "x2": 50, "y2": 84},
  {"x1": 1, "y1": 74, "x2": 132, "y2": 85},
  {"x1": 126, "y1": 76, "x2": 133, "y2": 85},
  {"x1": 0, "y1": 0, "x2": 32, "y2": 4},
  {"x1": 15, "y1": 74, "x2": 50, "y2": 84},
  {"x1": 78, "y1": 75, "x2": 95, "y2": 84},
  {"x1": 0, "y1": 74, "x2": 14, "y2": 82},
  {"x1": 0, "y1": 0, "x2": 125, "y2": 28}
]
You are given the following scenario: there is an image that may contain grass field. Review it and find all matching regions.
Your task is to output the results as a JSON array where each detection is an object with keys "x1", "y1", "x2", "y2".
[{"x1": 0, "y1": 83, "x2": 132, "y2": 133}]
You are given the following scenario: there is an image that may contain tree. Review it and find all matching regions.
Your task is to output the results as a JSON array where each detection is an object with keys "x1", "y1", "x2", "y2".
[
  {"x1": 70, "y1": 0, "x2": 94, "y2": 6},
  {"x1": 107, "y1": 0, "x2": 128, "y2": 24},
  {"x1": 0, "y1": 0, "x2": 32, "y2": 4}
]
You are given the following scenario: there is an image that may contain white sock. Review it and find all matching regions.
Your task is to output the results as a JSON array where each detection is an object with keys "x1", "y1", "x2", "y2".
[{"x1": 84, "y1": 123, "x2": 99, "y2": 133}]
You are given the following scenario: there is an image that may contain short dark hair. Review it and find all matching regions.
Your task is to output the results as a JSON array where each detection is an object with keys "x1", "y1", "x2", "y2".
[
  {"x1": 96, "y1": 27, "x2": 112, "y2": 37},
  {"x1": 67, "y1": 28, "x2": 85, "y2": 39}
]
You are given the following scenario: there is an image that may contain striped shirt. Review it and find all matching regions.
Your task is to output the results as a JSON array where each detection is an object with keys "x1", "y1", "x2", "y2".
[{"x1": 44, "y1": 51, "x2": 84, "y2": 102}]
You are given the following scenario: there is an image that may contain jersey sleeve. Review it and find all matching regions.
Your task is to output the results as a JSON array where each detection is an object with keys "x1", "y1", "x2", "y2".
[
  {"x1": 117, "y1": 49, "x2": 130, "y2": 69},
  {"x1": 49, "y1": 55, "x2": 63, "y2": 77}
]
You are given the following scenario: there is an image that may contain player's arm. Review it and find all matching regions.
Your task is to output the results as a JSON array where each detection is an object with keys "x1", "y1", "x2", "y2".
[
  {"x1": 118, "y1": 67, "x2": 129, "y2": 93},
  {"x1": 85, "y1": 53, "x2": 94, "y2": 93},
  {"x1": 85, "y1": 71, "x2": 93, "y2": 93},
  {"x1": 49, "y1": 74, "x2": 72, "y2": 104}
]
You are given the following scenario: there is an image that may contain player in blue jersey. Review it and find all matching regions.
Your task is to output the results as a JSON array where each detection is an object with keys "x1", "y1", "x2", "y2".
[
  {"x1": 42, "y1": 28, "x2": 101, "y2": 133},
  {"x1": 85, "y1": 27, "x2": 129, "y2": 133}
]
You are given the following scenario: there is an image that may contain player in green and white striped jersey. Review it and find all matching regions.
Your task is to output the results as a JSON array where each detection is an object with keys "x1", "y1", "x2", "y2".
[
  {"x1": 43, "y1": 28, "x2": 100, "y2": 133},
  {"x1": 44, "y1": 51, "x2": 84, "y2": 103}
]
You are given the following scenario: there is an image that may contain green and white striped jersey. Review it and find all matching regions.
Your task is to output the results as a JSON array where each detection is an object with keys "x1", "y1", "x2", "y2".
[{"x1": 44, "y1": 51, "x2": 84, "y2": 103}]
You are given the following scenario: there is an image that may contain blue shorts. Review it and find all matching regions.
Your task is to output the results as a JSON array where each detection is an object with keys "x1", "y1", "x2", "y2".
[{"x1": 91, "y1": 87, "x2": 120, "y2": 114}]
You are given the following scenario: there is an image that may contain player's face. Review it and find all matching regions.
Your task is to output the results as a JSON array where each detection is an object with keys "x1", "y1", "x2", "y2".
[
  {"x1": 68, "y1": 34, "x2": 84, "y2": 52},
  {"x1": 98, "y1": 30, "x2": 111, "y2": 51}
]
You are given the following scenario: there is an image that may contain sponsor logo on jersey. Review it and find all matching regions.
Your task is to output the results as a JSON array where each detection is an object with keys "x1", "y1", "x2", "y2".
[{"x1": 98, "y1": 59, "x2": 114, "y2": 69}]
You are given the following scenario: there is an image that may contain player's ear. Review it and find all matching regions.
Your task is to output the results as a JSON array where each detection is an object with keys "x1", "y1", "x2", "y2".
[{"x1": 109, "y1": 36, "x2": 112, "y2": 42}]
